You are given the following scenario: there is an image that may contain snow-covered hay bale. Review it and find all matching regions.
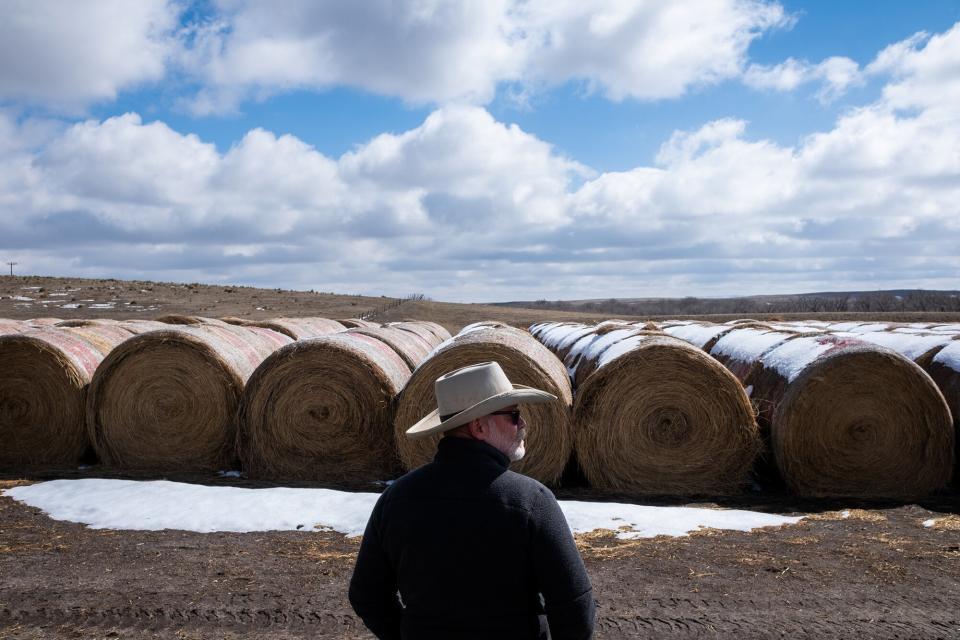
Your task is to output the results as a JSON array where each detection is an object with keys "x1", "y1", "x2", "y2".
[
  {"x1": 531, "y1": 322, "x2": 596, "y2": 362},
  {"x1": 246, "y1": 317, "x2": 345, "y2": 339},
  {"x1": 0, "y1": 329, "x2": 111, "y2": 466},
  {"x1": 662, "y1": 322, "x2": 732, "y2": 351},
  {"x1": 744, "y1": 335, "x2": 954, "y2": 498},
  {"x1": 26, "y1": 317, "x2": 62, "y2": 327},
  {"x1": 394, "y1": 325, "x2": 573, "y2": 485},
  {"x1": 561, "y1": 325, "x2": 662, "y2": 388},
  {"x1": 573, "y1": 334, "x2": 759, "y2": 496},
  {"x1": 921, "y1": 341, "x2": 960, "y2": 484},
  {"x1": 346, "y1": 326, "x2": 434, "y2": 370},
  {"x1": 238, "y1": 333, "x2": 411, "y2": 482},
  {"x1": 709, "y1": 327, "x2": 806, "y2": 382},
  {"x1": 87, "y1": 325, "x2": 292, "y2": 471},
  {"x1": 337, "y1": 318, "x2": 380, "y2": 328}
]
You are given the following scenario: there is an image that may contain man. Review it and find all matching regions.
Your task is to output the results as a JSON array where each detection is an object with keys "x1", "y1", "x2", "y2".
[{"x1": 349, "y1": 361, "x2": 595, "y2": 639}]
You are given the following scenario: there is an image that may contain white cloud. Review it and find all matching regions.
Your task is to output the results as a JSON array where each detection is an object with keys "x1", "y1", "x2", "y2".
[
  {"x1": 744, "y1": 55, "x2": 861, "y2": 102},
  {"x1": 184, "y1": 0, "x2": 790, "y2": 112},
  {"x1": 0, "y1": 0, "x2": 181, "y2": 111},
  {"x1": 3, "y1": 23, "x2": 960, "y2": 300}
]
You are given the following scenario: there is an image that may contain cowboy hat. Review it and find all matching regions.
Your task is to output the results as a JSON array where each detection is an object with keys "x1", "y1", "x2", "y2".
[{"x1": 405, "y1": 361, "x2": 556, "y2": 440}]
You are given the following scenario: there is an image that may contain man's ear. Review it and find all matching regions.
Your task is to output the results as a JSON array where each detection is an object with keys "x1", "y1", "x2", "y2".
[{"x1": 467, "y1": 418, "x2": 486, "y2": 439}]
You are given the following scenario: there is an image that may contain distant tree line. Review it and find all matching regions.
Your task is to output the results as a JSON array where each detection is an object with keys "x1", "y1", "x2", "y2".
[{"x1": 517, "y1": 290, "x2": 960, "y2": 316}]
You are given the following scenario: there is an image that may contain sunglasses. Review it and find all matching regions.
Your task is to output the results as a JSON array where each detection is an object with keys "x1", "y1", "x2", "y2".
[{"x1": 490, "y1": 410, "x2": 522, "y2": 425}]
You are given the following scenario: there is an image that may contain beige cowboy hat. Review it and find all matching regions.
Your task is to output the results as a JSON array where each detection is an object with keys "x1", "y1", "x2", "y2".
[{"x1": 406, "y1": 361, "x2": 556, "y2": 440}]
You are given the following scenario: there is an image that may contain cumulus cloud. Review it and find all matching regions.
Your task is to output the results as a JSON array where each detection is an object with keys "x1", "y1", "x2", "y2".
[
  {"x1": 0, "y1": 0, "x2": 181, "y2": 111},
  {"x1": 183, "y1": 0, "x2": 791, "y2": 112},
  {"x1": 744, "y1": 55, "x2": 861, "y2": 102},
  {"x1": 3, "y1": 22, "x2": 960, "y2": 300}
]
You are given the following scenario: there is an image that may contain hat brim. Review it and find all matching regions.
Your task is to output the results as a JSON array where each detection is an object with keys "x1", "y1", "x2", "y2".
[{"x1": 405, "y1": 384, "x2": 557, "y2": 440}]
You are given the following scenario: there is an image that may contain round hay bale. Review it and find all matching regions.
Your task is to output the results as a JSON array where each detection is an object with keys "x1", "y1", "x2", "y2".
[
  {"x1": 87, "y1": 324, "x2": 292, "y2": 471},
  {"x1": 699, "y1": 322, "x2": 773, "y2": 353},
  {"x1": 347, "y1": 326, "x2": 434, "y2": 370},
  {"x1": 26, "y1": 318, "x2": 62, "y2": 327},
  {"x1": 0, "y1": 328, "x2": 108, "y2": 466},
  {"x1": 248, "y1": 317, "x2": 345, "y2": 340},
  {"x1": 531, "y1": 322, "x2": 596, "y2": 362},
  {"x1": 662, "y1": 322, "x2": 729, "y2": 350},
  {"x1": 0, "y1": 319, "x2": 24, "y2": 335},
  {"x1": 388, "y1": 321, "x2": 451, "y2": 347},
  {"x1": 60, "y1": 324, "x2": 136, "y2": 355},
  {"x1": 565, "y1": 327, "x2": 663, "y2": 389},
  {"x1": 573, "y1": 334, "x2": 759, "y2": 495},
  {"x1": 154, "y1": 314, "x2": 228, "y2": 326},
  {"x1": 708, "y1": 327, "x2": 804, "y2": 382},
  {"x1": 562, "y1": 326, "x2": 659, "y2": 389},
  {"x1": 394, "y1": 325, "x2": 573, "y2": 485},
  {"x1": 218, "y1": 316, "x2": 251, "y2": 325},
  {"x1": 921, "y1": 341, "x2": 960, "y2": 484},
  {"x1": 238, "y1": 333, "x2": 411, "y2": 482},
  {"x1": 337, "y1": 318, "x2": 380, "y2": 328},
  {"x1": 744, "y1": 335, "x2": 954, "y2": 498}
]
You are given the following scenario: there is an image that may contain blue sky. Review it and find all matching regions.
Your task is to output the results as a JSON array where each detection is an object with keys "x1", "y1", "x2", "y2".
[{"x1": 2, "y1": 0, "x2": 959, "y2": 301}]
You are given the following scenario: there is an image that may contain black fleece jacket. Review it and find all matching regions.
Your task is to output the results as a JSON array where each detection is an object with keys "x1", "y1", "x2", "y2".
[{"x1": 348, "y1": 436, "x2": 595, "y2": 639}]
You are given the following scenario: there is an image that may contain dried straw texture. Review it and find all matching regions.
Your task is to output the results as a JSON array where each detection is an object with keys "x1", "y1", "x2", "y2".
[
  {"x1": 0, "y1": 329, "x2": 108, "y2": 466},
  {"x1": 87, "y1": 325, "x2": 292, "y2": 471},
  {"x1": 0, "y1": 319, "x2": 24, "y2": 335},
  {"x1": 347, "y1": 326, "x2": 434, "y2": 370},
  {"x1": 394, "y1": 325, "x2": 573, "y2": 485},
  {"x1": 60, "y1": 324, "x2": 137, "y2": 355},
  {"x1": 248, "y1": 317, "x2": 345, "y2": 340},
  {"x1": 923, "y1": 342, "x2": 960, "y2": 484},
  {"x1": 709, "y1": 328, "x2": 802, "y2": 382},
  {"x1": 745, "y1": 335, "x2": 954, "y2": 498},
  {"x1": 26, "y1": 318, "x2": 62, "y2": 326},
  {"x1": 573, "y1": 334, "x2": 759, "y2": 496},
  {"x1": 155, "y1": 315, "x2": 229, "y2": 326},
  {"x1": 387, "y1": 321, "x2": 451, "y2": 347},
  {"x1": 337, "y1": 318, "x2": 380, "y2": 328},
  {"x1": 561, "y1": 326, "x2": 659, "y2": 389},
  {"x1": 238, "y1": 333, "x2": 411, "y2": 482}
]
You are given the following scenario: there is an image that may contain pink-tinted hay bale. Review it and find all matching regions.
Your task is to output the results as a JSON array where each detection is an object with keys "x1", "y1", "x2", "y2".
[
  {"x1": 0, "y1": 319, "x2": 24, "y2": 335},
  {"x1": 0, "y1": 328, "x2": 111, "y2": 465},
  {"x1": 573, "y1": 334, "x2": 759, "y2": 495},
  {"x1": 87, "y1": 324, "x2": 292, "y2": 471},
  {"x1": 743, "y1": 334, "x2": 953, "y2": 498},
  {"x1": 248, "y1": 317, "x2": 345, "y2": 340},
  {"x1": 347, "y1": 326, "x2": 434, "y2": 370},
  {"x1": 26, "y1": 318, "x2": 62, "y2": 327},
  {"x1": 154, "y1": 315, "x2": 229, "y2": 326},
  {"x1": 394, "y1": 325, "x2": 573, "y2": 486},
  {"x1": 238, "y1": 333, "x2": 411, "y2": 482},
  {"x1": 337, "y1": 318, "x2": 380, "y2": 328},
  {"x1": 388, "y1": 321, "x2": 450, "y2": 348}
]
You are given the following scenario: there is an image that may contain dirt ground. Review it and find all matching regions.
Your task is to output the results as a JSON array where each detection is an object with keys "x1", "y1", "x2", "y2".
[
  {"x1": 2, "y1": 275, "x2": 960, "y2": 638},
  {"x1": 1, "y1": 473, "x2": 958, "y2": 640}
]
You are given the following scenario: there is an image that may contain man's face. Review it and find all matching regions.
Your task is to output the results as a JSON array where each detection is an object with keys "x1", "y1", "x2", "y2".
[{"x1": 481, "y1": 405, "x2": 527, "y2": 462}]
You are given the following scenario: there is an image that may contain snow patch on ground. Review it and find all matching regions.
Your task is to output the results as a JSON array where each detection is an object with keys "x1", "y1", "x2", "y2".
[{"x1": 3, "y1": 479, "x2": 803, "y2": 539}]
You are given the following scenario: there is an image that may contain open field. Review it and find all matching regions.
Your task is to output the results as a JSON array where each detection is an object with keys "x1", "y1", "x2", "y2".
[{"x1": 1, "y1": 275, "x2": 959, "y2": 638}]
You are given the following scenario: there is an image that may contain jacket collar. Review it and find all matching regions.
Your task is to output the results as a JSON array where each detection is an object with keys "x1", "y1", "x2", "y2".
[{"x1": 434, "y1": 436, "x2": 510, "y2": 469}]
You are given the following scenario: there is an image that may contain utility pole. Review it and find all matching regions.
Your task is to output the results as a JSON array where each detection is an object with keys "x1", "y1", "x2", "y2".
[{"x1": 6, "y1": 262, "x2": 17, "y2": 276}]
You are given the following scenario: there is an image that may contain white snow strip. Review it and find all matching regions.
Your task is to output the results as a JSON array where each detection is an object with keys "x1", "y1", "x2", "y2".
[
  {"x1": 760, "y1": 336, "x2": 836, "y2": 382},
  {"x1": 2, "y1": 479, "x2": 803, "y2": 539},
  {"x1": 922, "y1": 519, "x2": 936, "y2": 527},
  {"x1": 11, "y1": 296, "x2": 33, "y2": 301},
  {"x1": 710, "y1": 329, "x2": 791, "y2": 362},
  {"x1": 663, "y1": 324, "x2": 728, "y2": 349},
  {"x1": 933, "y1": 341, "x2": 960, "y2": 373},
  {"x1": 60, "y1": 303, "x2": 82, "y2": 309},
  {"x1": 89, "y1": 303, "x2": 115, "y2": 309},
  {"x1": 852, "y1": 332, "x2": 954, "y2": 361},
  {"x1": 596, "y1": 334, "x2": 647, "y2": 369}
]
